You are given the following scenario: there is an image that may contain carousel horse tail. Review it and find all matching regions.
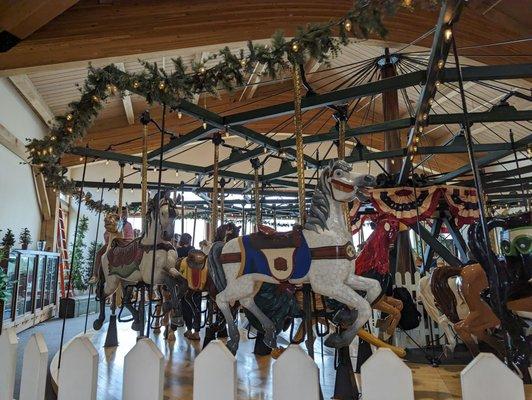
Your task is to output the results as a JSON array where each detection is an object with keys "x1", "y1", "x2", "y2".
[
  {"x1": 357, "y1": 329, "x2": 406, "y2": 358},
  {"x1": 431, "y1": 265, "x2": 462, "y2": 324},
  {"x1": 207, "y1": 241, "x2": 227, "y2": 293}
]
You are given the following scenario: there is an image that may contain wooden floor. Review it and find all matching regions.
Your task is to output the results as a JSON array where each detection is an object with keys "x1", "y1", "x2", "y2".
[{"x1": 51, "y1": 320, "x2": 532, "y2": 400}]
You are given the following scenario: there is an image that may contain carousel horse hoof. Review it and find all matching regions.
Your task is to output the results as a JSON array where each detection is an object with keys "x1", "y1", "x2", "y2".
[
  {"x1": 324, "y1": 333, "x2": 349, "y2": 349},
  {"x1": 131, "y1": 320, "x2": 141, "y2": 331},
  {"x1": 271, "y1": 347, "x2": 286, "y2": 359},
  {"x1": 189, "y1": 331, "x2": 200, "y2": 341},
  {"x1": 153, "y1": 327, "x2": 161, "y2": 334},
  {"x1": 162, "y1": 301, "x2": 173, "y2": 314},
  {"x1": 172, "y1": 316, "x2": 184, "y2": 329},
  {"x1": 167, "y1": 330, "x2": 176, "y2": 342},
  {"x1": 93, "y1": 318, "x2": 104, "y2": 331},
  {"x1": 216, "y1": 327, "x2": 228, "y2": 338},
  {"x1": 263, "y1": 331, "x2": 277, "y2": 348}
]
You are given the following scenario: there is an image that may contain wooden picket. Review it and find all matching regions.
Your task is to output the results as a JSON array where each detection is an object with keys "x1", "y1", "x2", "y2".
[
  {"x1": 123, "y1": 338, "x2": 165, "y2": 400},
  {"x1": 193, "y1": 340, "x2": 236, "y2": 400},
  {"x1": 0, "y1": 327, "x2": 18, "y2": 400},
  {"x1": 361, "y1": 348, "x2": 414, "y2": 400},
  {"x1": 19, "y1": 333, "x2": 48, "y2": 400},
  {"x1": 461, "y1": 353, "x2": 525, "y2": 400},
  {"x1": 57, "y1": 336, "x2": 99, "y2": 400},
  {"x1": 273, "y1": 345, "x2": 319, "y2": 400}
]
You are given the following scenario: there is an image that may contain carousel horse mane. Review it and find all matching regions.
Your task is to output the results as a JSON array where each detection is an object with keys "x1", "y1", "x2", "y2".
[
  {"x1": 214, "y1": 222, "x2": 241, "y2": 242},
  {"x1": 144, "y1": 191, "x2": 176, "y2": 234},
  {"x1": 305, "y1": 160, "x2": 352, "y2": 233},
  {"x1": 431, "y1": 265, "x2": 463, "y2": 323}
]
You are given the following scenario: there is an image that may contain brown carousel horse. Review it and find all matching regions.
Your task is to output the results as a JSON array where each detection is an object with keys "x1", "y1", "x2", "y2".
[{"x1": 431, "y1": 213, "x2": 531, "y2": 381}]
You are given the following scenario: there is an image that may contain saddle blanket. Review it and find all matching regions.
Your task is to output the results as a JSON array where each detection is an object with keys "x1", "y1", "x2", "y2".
[{"x1": 237, "y1": 231, "x2": 312, "y2": 282}]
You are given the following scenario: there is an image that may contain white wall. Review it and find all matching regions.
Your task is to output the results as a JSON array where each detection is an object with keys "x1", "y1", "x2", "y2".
[{"x1": 0, "y1": 78, "x2": 47, "y2": 247}]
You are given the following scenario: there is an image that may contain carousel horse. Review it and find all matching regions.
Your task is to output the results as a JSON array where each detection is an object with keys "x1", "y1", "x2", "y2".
[
  {"x1": 431, "y1": 213, "x2": 532, "y2": 378},
  {"x1": 419, "y1": 266, "x2": 469, "y2": 356},
  {"x1": 209, "y1": 160, "x2": 382, "y2": 354},
  {"x1": 93, "y1": 191, "x2": 182, "y2": 333}
]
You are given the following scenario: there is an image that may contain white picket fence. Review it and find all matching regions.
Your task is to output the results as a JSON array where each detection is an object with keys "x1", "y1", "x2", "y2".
[{"x1": 0, "y1": 327, "x2": 526, "y2": 400}]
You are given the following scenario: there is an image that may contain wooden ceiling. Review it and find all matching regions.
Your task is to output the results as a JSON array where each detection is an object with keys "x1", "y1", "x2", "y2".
[{"x1": 1, "y1": 0, "x2": 531, "y2": 186}]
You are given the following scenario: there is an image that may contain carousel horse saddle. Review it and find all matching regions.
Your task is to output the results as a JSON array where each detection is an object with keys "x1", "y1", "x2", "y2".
[
  {"x1": 238, "y1": 228, "x2": 311, "y2": 282},
  {"x1": 107, "y1": 238, "x2": 144, "y2": 269}
]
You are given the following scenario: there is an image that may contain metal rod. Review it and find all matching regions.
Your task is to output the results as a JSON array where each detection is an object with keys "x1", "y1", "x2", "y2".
[{"x1": 146, "y1": 106, "x2": 166, "y2": 338}]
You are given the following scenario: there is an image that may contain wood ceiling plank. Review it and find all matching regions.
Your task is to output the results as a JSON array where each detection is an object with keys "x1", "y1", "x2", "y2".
[{"x1": 8, "y1": 74, "x2": 55, "y2": 127}]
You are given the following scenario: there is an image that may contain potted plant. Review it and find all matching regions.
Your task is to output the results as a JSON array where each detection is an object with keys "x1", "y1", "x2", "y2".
[{"x1": 19, "y1": 228, "x2": 32, "y2": 250}]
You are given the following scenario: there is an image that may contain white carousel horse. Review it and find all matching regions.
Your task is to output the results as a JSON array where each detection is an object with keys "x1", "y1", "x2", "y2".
[
  {"x1": 210, "y1": 160, "x2": 382, "y2": 353},
  {"x1": 93, "y1": 191, "x2": 181, "y2": 332}
]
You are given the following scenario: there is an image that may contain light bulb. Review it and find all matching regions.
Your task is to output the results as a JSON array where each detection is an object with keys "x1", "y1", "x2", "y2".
[
  {"x1": 291, "y1": 42, "x2": 299, "y2": 52},
  {"x1": 199, "y1": 66, "x2": 206, "y2": 74},
  {"x1": 177, "y1": 110, "x2": 182, "y2": 119},
  {"x1": 66, "y1": 114, "x2": 73, "y2": 121},
  {"x1": 437, "y1": 59, "x2": 445, "y2": 69},
  {"x1": 158, "y1": 81, "x2": 165, "y2": 90},
  {"x1": 444, "y1": 28, "x2": 452, "y2": 42},
  {"x1": 203, "y1": 121, "x2": 207, "y2": 129},
  {"x1": 344, "y1": 20, "x2": 352, "y2": 31},
  {"x1": 175, "y1": 170, "x2": 179, "y2": 177},
  {"x1": 133, "y1": 81, "x2": 140, "y2": 89}
]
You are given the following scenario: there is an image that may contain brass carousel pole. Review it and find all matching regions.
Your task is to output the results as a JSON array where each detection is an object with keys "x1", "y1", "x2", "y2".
[
  {"x1": 211, "y1": 132, "x2": 222, "y2": 241},
  {"x1": 292, "y1": 64, "x2": 306, "y2": 224},
  {"x1": 220, "y1": 178, "x2": 226, "y2": 225},
  {"x1": 140, "y1": 113, "x2": 150, "y2": 230},
  {"x1": 335, "y1": 107, "x2": 350, "y2": 228},
  {"x1": 251, "y1": 157, "x2": 261, "y2": 229},
  {"x1": 180, "y1": 185, "x2": 185, "y2": 234}
]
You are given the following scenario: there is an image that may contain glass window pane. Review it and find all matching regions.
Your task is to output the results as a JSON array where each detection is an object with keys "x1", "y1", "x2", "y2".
[
  {"x1": 2, "y1": 253, "x2": 16, "y2": 321},
  {"x1": 35, "y1": 256, "x2": 45, "y2": 310},
  {"x1": 45, "y1": 257, "x2": 58, "y2": 306},
  {"x1": 16, "y1": 256, "x2": 29, "y2": 317}
]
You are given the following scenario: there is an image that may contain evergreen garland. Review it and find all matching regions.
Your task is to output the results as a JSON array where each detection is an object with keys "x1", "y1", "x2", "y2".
[
  {"x1": 26, "y1": 1, "x2": 440, "y2": 214},
  {"x1": 70, "y1": 216, "x2": 90, "y2": 291}
]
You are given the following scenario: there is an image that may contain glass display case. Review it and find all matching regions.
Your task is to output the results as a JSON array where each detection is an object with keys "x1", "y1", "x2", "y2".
[{"x1": 2, "y1": 250, "x2": 60, "y2": 325}]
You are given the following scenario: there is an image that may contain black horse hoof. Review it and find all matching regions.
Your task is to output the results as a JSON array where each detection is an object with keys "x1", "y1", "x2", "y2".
[
  {"x1": 93, "y1": 318, "x2": 104, "y2": 331},
  {"x1": 131, "y1": 321, "x2": 141, "y2": 331},
  {"x1": 332, "y1": 308, "x2": 358, "y2": 328},
  {"x1": 324, "y1": 333, "x2": 348, "y2": 349},
  {"x1": 216, "y1": 327, "x2": 228, "y2": 339},
  {"x1": 263, "y1": 332, "x2": 277, "y2": 349}
]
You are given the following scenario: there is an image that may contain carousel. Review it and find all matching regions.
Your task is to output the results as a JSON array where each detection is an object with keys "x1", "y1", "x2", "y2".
[{"x1": 0, "y1": 1, "x2": 531, "y2": 399}]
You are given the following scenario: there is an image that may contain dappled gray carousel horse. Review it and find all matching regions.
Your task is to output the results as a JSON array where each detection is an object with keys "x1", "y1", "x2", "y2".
[
  {"x1": 209, "y1": 160, "x2": 382, "y2": 354},
  {"x1": 93, "y1": 191, "x2": 183, "y2": 333}
]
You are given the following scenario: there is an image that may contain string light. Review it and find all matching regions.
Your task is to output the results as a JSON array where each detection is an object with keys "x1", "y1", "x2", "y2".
[
  {"x1": 66, "y1": 113, "x2": 73, "y2": 121},
  {"x1": 51, "y1": 135, "x2": 56, "y2": 141},
  {"x1": 418, "y1": 126, "x2": 424, "y2": 133},
  {"x1": 97, "y1": 188, "x2": 100, "y2": 192},
  {"x1": 435, "y1": 80, "x2": 441, "y2": 88},
  {"x1": 30, "y1": 148, "x2": 35, "y2": 153},
  {"x1": 66, "y1": 127, "x2": 73, "y2": 133},
  {"x1": 158, "y1": 81, "x2": 165, "y2": 90},
  {"x1": 91, "y1": 95, "x2": 100, "y2": 103},
  {"x1": 428, "y1": 98, "x2": 434, "y2": 106},
  {"x1": 79, "y1": 156, "x2": 84, "y2": 162},
  {"x1": 177, "y1": 110, "x2": 182, "y2": 119},
  {"x1": 48, "y1": 146, "x2": 53, "y2": 154},
  {"x1": 203, "y1": 120, "x2": 207, "y2": 129},
  {"x1": 444, "y1": 28, "x2": 452, "y2": 41},
  {"x1": 175, "y1": 170, "x2": 179, "y2": 177},
  {"x1": 42, "y1": 149, "x2": 47, "y2": 155},
  {"x1": 133, "y1": 81, "x2": 140, "y2": 89},
  {"x1": 130, "y1": 188, "x2": 134, "y2": 193},
  {"x1": 240, "y1": 59, "x2": 247, "y2": 67},
  {"x1": 199, "y1": 66, "x2": 206, "y2": 74},
  {"x1": 414, "y1": 136, "x2": 420, "y2": 144},
  {"x1": 437, "y1": 59, "x2": 445, "y2": 69},
  {"x1": 263, "y1": 148, "x2": 268, "y2": 154},
  {"x1": 344, "y1": 19, "x2": 352, "y2": 31},
  {"x1": 291, "y1": 41, "x2": 299, "y2": 52}
]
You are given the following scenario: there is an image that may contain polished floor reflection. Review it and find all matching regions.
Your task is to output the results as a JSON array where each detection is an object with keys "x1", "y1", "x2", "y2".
[{"x1": 67, "y1": 320, "x2": 531, "y2": 400}]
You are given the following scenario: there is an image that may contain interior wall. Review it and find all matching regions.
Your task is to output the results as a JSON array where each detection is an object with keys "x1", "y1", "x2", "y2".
[{"x1": 0, "y1": 78, "x2": 47, "y2": 249}]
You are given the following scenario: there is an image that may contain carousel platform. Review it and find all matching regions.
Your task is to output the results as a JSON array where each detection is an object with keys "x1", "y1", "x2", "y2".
[{"x1": 49, "y1": 319, "x2": 532, "y2": 399}]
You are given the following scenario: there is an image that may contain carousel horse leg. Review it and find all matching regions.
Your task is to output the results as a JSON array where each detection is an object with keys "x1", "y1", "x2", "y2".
[
  {"x1": 454, "y1": 322, "x2": 480, "y2": 356},
  {"x1": 476, "y1": 330, "x2": 505, "y2": 356},
  {"x1": 374, "y1": 296, "x2": 403, "y2": 339},
  {"x1": 216, "y1": 294, "x2": 241, "y2": 354},
  {"x1": 240, "y1": 297, "x2": 277, "y2": 348},
  {"x1": 93, "y1": 277, "x2": 107, "y2": 330},
  {"x1": 122, "y1": 285, "x2": 141, "y2": 331},
  {"x1": 163, "y1": 274, "x2": 187, "y2": 331}
]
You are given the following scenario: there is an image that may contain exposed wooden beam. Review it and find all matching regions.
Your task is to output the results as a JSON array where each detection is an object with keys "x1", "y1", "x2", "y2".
[
  {"x1": 0, "y1": 0, "x2": 79, "y2": 52},
  {"x1": 240, "y1": 61, "x2": 268, "y2": 100},
  {"x1": 115, "y1": 63, "x2": 135, "y2": 124},
  {"x1": 8, "y1": 75, "x2": 55, "y2": 128},
  {"x1": 0, "y1": 122, "x2": 28, "y2": 161}
]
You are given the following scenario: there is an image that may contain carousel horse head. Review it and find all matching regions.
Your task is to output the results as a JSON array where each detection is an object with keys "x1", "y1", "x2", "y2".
[
  {"x1": 104, "y1": 211, "x2": 120, "y2": 234},
  {"x1": 186, "y1": 249, "x2": 208, "y2": 270},
  {"x1": 214, "y1": 222, "x2": 241, "y2": 243},
  {"x1": 306, "y1": 160, "x2": 375, "y2": 231},
  {"x1": 324, "y1": 160, "x2": 375, "y2": 203},
  {"x1": 146, "y1": 190, "x2": 178, "y2": 241}
]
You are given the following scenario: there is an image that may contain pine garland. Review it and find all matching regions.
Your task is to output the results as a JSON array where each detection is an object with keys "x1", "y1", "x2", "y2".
[{"x1": 26, "y1": 1, "x2": 440, "y2": 214}]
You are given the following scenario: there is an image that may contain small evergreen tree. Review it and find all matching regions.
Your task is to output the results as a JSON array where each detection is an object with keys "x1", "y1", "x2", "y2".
[
  {"x1": 70, "y1": 216, "x2": 89, "y2": 291},
  {"x1": 1, "y1": 229, "x2": 15, "y2": 249},
  {"x1": 0, "y1": 248, "x2": 7, "y2": 302},
  {"x1": 19, "y1": 228, "x2": 32, "y2": 249}
]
